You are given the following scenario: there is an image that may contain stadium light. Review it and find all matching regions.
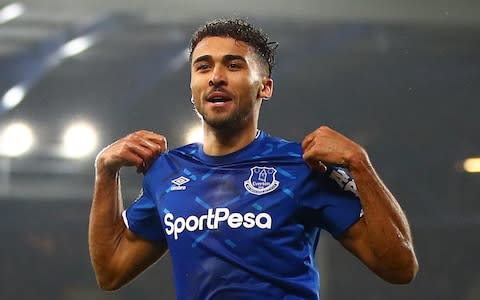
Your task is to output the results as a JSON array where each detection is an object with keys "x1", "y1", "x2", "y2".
[
  {"x1": 0, "y1": 121, "x2": 34, "y2": 157},
  {"x1": 61, "y1": 121, "x2": 98, "y2": 159},
  {"x1": 463, "y1": 157, "x2": 480, "y2": 173},
  {"x1": 0, "y1": 3, "x2": 25, "y2": 24},
  {"x1": 2, "y1": 84, "x2": 26, "y2": 110},
  {"x1": 59, "y1": 36, "x2": 96, "y2": 58}
]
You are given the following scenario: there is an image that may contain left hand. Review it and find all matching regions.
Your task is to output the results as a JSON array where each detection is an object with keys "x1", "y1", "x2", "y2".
[{"x1": 301, "y1": 126, "x2": 365, "y2": 172}]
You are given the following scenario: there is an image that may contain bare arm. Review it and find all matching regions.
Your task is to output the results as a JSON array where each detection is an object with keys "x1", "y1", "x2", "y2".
[
  {"x1": 88, "y1": 130, "x2": 168, "y2": 290},
  {"x1": 302, "y1": 126, "x2": 418, "y2": 284}
]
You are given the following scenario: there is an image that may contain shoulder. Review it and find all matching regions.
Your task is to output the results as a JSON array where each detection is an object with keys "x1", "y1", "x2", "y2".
[
  {"x1": 259, "y1": 132, "x2": 304, "y2": 160},
  {"x1": 161, "y1": 143, "x2": 202, "y2": 162},
  {"x1": 170, "y1": 143, "x2": 201, "y2": 156},
  {"x1": 145, "y1": 143, "x2": 201, "y2": 175}
]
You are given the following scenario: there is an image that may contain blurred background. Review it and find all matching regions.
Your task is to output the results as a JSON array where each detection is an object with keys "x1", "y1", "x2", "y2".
[{"x1": 0, "y1": 0, "x2": 479, "y2": 299}]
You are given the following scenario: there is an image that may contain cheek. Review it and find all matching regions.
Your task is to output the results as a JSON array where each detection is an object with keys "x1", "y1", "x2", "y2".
[
  {"x1": 234, "y1": 75, "x2": 259, "y2": 94},
  {"x1": 245, "y1": 73, "x2": 262, "y2": 95},
  {"x1": 243, "y1": 80, "x2": 262, "y2": 99},
  {"x1": 190, "y1": 79, "x2": 202, "y2": 99}
]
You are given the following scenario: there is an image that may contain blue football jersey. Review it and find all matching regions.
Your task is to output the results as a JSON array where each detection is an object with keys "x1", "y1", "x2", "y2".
[{"x1": 123, "y1": 130, "x2": 362, "y2": 300}]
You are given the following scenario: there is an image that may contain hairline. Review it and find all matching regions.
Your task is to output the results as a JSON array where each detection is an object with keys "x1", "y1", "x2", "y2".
[{"x1": 190, "y1": 35, "x2": 271, "y2": 78}]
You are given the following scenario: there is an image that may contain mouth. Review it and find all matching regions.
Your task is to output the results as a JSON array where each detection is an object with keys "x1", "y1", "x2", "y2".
[{"x1": 206, "y1": 91, "x2": 232, "y2": 104}]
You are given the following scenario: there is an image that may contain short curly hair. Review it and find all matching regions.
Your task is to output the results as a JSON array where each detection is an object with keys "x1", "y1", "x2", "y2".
[{"x1": 189, "y1": 18, "x2": 277, "y2": 77}]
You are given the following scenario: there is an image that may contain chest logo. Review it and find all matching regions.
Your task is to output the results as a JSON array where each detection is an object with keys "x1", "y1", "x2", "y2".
[
  {"x1": 170, "y1": 176, "x2": 190, "y2": 191},
  {"x1": 244, "y1": 166, "x2": 279, "y2": 195}
]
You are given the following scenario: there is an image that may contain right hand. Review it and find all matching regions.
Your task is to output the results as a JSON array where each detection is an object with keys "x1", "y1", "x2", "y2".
[{"x1": 95, "y1": 130, "x2": 167, "y2": 176}]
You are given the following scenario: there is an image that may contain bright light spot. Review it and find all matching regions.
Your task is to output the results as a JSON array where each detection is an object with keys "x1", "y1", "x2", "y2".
[
  {"x1": 61, "y1": 122, "x2": 98, "y2": 159},
  {"x1": 185, "y1": 125, "x2": 203, "y2": 144},
  {"x1": 463, "y1": 157, "x2": 480, "y2": 173},
  {"x1": 59, "y1": 36, "x2": 95, "y2": 58},
  {"x1": 0, "y1": 122, "x2": 34, "y2": 157},
  {"x1": 0, "y1": 3, "x2": 25, "y2": 24},
  {"x1": 2, "y1": 85, "x2": 26, "y2": 110}
]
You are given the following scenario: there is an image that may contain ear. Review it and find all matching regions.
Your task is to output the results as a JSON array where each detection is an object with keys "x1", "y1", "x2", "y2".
[{"x1": 258, "y1": 78, "x2": 273, "y2": 100}]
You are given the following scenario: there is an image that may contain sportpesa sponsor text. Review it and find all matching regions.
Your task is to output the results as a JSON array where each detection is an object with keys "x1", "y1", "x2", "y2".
[{"x1": 164, "y1": 208, "x2": 272, "y2": 240}]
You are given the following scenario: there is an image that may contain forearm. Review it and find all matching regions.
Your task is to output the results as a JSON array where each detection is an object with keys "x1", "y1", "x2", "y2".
[
  {"x1": 348, "y1": 153, "x2": 417, "y2": 278},
  {"x1": 302, "y1": 126, "x2": 417, "y2": 282},
  {"x1": 88, "y1": 169, "x2": 127, "y2": 287},
  {"x1": 350, "y1": 155, "x2": 412, "y2": 246},
  {"x1": 88, "y1": 131, "x2": 168, "y2": 290}
]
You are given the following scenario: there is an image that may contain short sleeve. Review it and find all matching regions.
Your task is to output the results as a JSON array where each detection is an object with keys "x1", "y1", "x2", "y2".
[
  {"x1": 123, "y1": 183, "x2": 166, "y2": 243},
  {"x1": 298, "y1": 167, "x2": 363, "y2": 238}
]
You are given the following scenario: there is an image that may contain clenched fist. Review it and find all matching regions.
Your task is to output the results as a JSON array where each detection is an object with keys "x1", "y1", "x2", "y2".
[
  {"x1": 95, "y1": 130, "x2": 167, "y2": 176},
  {"x1": 301, "y1": 126, "x2": 367, "y2": 172}
]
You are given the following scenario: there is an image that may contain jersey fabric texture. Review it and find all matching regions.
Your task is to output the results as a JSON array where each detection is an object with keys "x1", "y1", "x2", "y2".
[{"x1": 123, "y1": 130, "x2": 362, "y2": 300}]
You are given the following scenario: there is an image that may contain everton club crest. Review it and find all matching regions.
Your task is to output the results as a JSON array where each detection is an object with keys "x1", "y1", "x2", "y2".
[{"x1": 244, "y1": 166, "x2": 279, "y2": 195}]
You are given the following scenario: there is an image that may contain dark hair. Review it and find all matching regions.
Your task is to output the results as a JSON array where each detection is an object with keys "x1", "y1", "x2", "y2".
[{"x1": 189, "y1": 18, "x2": 277, "y2": 77}]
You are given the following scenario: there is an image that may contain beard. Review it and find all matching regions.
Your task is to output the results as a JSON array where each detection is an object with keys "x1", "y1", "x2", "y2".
[{"x1": 193, "y1": 101, "x2": 254, "y2": 132}]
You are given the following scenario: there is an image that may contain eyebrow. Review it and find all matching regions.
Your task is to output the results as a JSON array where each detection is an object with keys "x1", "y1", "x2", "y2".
[
  {"x1": 192, "y1": 54, "x2": 247, "y2": 65},
  {"x1": 192, "y1": 55, "x2": 211, "y2": 65},
  {"x1": 223, "y1": 55, "x2": 247, "y2": 64}
]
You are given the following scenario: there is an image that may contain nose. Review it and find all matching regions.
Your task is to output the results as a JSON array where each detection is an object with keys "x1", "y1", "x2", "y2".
[{"x1": 209, "y1": 66, "x2": 227, "y2": 87}]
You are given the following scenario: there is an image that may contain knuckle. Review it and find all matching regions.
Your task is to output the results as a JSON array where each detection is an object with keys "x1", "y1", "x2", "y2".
[
  {"x1": 158, "y1": 135, "x2": 166, "y2": 143},
  {"x1": 159, "y1": 136, "x2": 168, "y2": 148},
  {"x1": 319, "y1": 125, "x2": 329, "y2": 131},
  {"x1": 120, "y1": 140, "x2": 131, "y2": 151},
  {"x1": 146, "y1": 147, "x2": 155, "y2": 156},
  {"x1": 127, "y1": 132, "x2": 139, "y2": 140}
]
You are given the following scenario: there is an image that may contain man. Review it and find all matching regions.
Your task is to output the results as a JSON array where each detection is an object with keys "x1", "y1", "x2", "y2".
[{"x1": 89, "y1": 18, "x2": 418, "y2": 299}]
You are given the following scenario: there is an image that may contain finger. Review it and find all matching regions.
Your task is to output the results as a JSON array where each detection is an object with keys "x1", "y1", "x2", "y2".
[
  {"x1": 316, "y1": 161, "x2": 328, "y2": 173},
  {"x1": 126, "y1": 142, "x2": 158, "y2": 169},
  {"x1": 303, "y1": 136, "x2": 320, "y2": 159},
  {"x1": 302, "y1": 142, "x2": 320, "y2": 162},
  {"x1": 114, "y1": 150, "x2": 145, "y2": 171},
  {"x1": 140, "y1": 136, "x2": 167, "y2": 168},
  {"x1": 146, "y1": 134, "x2": 168, "y2": 149},
  {"x1": 137, "y1": 137, "x2": 163, "y2": 154},
  {"x1": 128, "y1": 137, "x2": 167, "y2": 173},
  {"x1": 129, "y1": 132, "x2": 165, "y2": 154},
  {"x1": 136, "y1": 161, "x2": 147, "y2": 174},
  {"x1": 302, "y1": 125, "x2": 332, "y2": 149},
  {"x1": 136, "y1": 130, "x2": 167, "y2": 145},
  {"x1": 301, "y1": 133, "x2": 314, "y2": 150},
  {"x1": 304, "y1": 158, "x2": 328, "y2": 173},
  {"x1": 116, "y1": 131, "x2": 167, "y2": 173}
]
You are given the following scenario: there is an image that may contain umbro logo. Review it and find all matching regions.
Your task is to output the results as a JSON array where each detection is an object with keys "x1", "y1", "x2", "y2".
[{"x1": 170, "y1": 176, "x2": 190, "y2": 191}]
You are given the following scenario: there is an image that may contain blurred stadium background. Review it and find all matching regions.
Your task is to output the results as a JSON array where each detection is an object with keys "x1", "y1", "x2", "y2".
[{"x1": 0, "y1": 0, "x2": 479, "y2": 299}]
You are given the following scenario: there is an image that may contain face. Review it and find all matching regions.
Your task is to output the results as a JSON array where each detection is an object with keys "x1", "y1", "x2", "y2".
[{"x1": 190, "y1": 36, "x2": 272, "y2": 132}]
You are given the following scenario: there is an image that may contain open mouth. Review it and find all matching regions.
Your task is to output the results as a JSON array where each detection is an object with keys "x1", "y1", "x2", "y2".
[
  {"x1": 208, "y1": 97, "x2": 230, "y2": 103},
  {"x1": 207, "y1": 91, "x2": 232, "y2": 104}
]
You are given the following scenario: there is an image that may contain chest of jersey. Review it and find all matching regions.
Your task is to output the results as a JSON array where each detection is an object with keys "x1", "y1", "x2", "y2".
[{"x1": 152, "y1": 161, "x2": 304, "y2": 248}]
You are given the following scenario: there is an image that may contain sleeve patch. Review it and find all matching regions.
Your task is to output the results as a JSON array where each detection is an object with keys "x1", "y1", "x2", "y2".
[{"x1": 329, "y1": 168, "x2": 359, "y2": 197}]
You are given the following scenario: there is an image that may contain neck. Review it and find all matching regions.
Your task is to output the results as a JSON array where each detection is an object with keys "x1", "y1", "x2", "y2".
[{"x1": 202, "y1": 123, "x2": 258, "y2": 156}]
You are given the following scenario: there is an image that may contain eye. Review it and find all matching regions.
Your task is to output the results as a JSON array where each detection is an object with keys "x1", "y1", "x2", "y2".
[
  {"x1": 196, "y1": 64, "x2": 210, "y2": 72},
  {"x1": 228, "y1": 63, "x2": 241, "y2": 70}
]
